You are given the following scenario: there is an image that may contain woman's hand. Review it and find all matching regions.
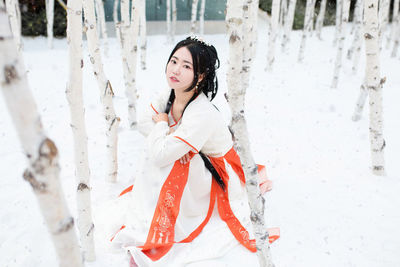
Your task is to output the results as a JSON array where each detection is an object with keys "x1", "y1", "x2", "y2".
[
  {"x1": 152, "y1": 113, "x2": 169, "y2": 123},
  {"x1": 179, "y1": 152, "x2": 191, "y2": 165}
]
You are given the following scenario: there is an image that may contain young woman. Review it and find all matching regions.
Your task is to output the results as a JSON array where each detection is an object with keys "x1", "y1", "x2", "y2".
[{"x1": 110, "y1": 37, "x2": 275, "y2": 266}]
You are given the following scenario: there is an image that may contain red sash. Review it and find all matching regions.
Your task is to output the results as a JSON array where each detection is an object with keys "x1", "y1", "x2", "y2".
[{"x1": 114, "y1": 147, "x2": 279, "y2": 261}]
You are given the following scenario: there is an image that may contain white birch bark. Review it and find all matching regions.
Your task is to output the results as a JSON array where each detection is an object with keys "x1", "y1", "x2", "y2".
[
  {"x1": 378, "y1": 0, "x2": 390, "y2": 49},
  {"x1": 250, "y1": 0, "x2": 259, "y2": 58},
  {"x1": 226, "y1": 1, "x2": 274, "y2": 266},
  {"x1": 342, "y1": 0, "x2": 351, "y2": 22},
  {"x1": 279, "y1": 0, "x2": 288, "y2": 27},
  {"x1": 309, "y1": 0, "x2": 316, "y2": 34},
  {"x1": 331, "y1": 0, "x2": 345, "y2": 88},
  {"x1": 166, "y1": 0, "x2": 172, "y2": 42},
  {"x1": 298, "y1": 0, "x2": 316, "y2": 62},
  {"x1": 364, "y1": 0, "x2": 385, "y2": 175},
  {"x1": 139, "y1": 0, "x2": 147, "y2": 70},
  {"x1": 66, "y1": 0, "x2": 96, "y2": 261},
  {"x1": 0, "y1": 8, "x2": 83, "y2": 266},
  {"x1": 119, "y1": 0, "x2": 138, "y2": 129},
  {"x1": 5, "y1": 0, "x2": 22, "y2": 52},
  {"x1": 352, "y1": 82, "x2": 368, "y2": 121},
  {"x1": 391, "y1": 18, "x2": 400, "y2": 57},
  {"x1": 190, "y1": 0, "x2": 199, "y2": 34},
  {"x1": 315, "y1": 0, "x2": 327, "y2": 39},
  {"x1": 95, "y1": 0, "x2": 109, "y2": 56},
  {"x1": 199, "y1": 0, "x2": 206, "y2": 35},
  {"x1": 243, "y1": 0, "x2": 258, "y2": 94},
  {"x1": 387, "y1": 0, "x2": 399, "y2": 49},
  {"x1": 83, "y1": 0, "x2": 120, "y2": 182},
  {"x1": 45, "y1": 0, "x2": 54, "y2": 49},
  {"x1": 347, "y1": 0, "x2": 364, "y2": 59},
  {"x1": 348, "y1": 0, "x2": 364, "y2": 74},
  {"x1": 127, "y1": 0, "x2": 140, "y2": 128},
  {"x1": 333, "y1": 0, "x2": 343, "y2": 45},
  {"x1": 281, "y1": 0, "x2": 297, "y2": 51},
  {"x1": 267, "y1": 0, "x2": 281, "y2": 70},
  {"x1": 113, "y1": 0, "x2": 121, "y2": 42},
  {"x1": 172, "y1": 0, "x2": 177, "y2": 39}
]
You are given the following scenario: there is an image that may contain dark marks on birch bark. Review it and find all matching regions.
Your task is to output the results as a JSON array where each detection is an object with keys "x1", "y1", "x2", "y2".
[
  {"x1": 364, "y1": 33, "x2": 373, "y2": 39},
  {"x1": 39, "y1": 138, "x2": 58, "y2": 162},
  {"x1": 373, "y1": 165, "x2": 384, "y2": 171},
  {"x1": 55, "y1": 216, "x2": 75, "y2": 234},
  {"x1": 3, "y1": 65, "x2": 19, "y2": 84},
  {"x1": 23, "y1": 169, "x2": 47, "y2": 193},
  {"x1": 87, "y1": 223, "x2": 95, "y2": 236},
  {"x1": 77, "y1": 183, "x2": 89, "y2": 191}
]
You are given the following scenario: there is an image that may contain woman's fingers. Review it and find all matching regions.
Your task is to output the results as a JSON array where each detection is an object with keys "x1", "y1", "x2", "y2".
[
  {"x1": 179, "y1": 153, "x2": 191, "y2": 165},
  {"x1": 152, "y1": 113, "x2": 169, "y2": 122}
]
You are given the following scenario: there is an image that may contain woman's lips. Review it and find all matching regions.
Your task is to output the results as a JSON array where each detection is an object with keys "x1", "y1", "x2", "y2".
[{"x1": 170, "y1": 76, "x2": 179, "y2": 82}]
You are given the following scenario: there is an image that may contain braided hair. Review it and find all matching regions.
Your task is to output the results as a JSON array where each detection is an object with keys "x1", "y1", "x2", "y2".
[{"x1": 165, "y1": 36, "x2": 220, "y2": 101}]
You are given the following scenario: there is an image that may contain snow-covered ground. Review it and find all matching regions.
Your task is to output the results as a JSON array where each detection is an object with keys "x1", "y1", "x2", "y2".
[{"x1": 1, "y1": 18, "x2": 400, "y2": 267}]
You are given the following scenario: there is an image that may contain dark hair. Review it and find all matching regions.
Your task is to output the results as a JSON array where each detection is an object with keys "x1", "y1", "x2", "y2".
[
  {"x1": 166, "y1": 37, "x2": 220, "y2": 101},
  {"x1": 164, "y1": 38, "x2": 225, "y2": 191}
]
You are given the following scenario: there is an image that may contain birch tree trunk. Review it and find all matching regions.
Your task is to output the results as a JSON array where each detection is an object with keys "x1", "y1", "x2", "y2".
[
  {"x1": 113, "y1": 0, "x2": 119, "y2": 23},
  {"x1": 387, "y1": 0, "x2": 399, "y2": 49},
  {"x1": 243, "y1": 0, "x2": 258, "y2": 94},
  {"x1": 119, "y1": 0, "x2": 138, "y2": 129},
  {"x1": 378, "y1": 0, "x2": 390, "y2": 49},
  {"x1": 267, "y1": 0, "x2": 281, "y2": 70},
  {"x1": 95, "y1": 0, "x2": 109, "y2": 56},
  {"x1": 113, "y1": 0, "x2": 120, "y2": 42},
  {"x1": 0, "y1": 7, "x2": 83, "y2": 266},
  {"x1": 342, "y1": 0, "x2": 351, "y2": 22},
  {"x1": 172, "y1": 0, "x2": 177, "y2": 39},
  {"x1": 139, "y1": 0, "x2": 147, "y2": 70},
  {"x1": 5, "y1": 0, "x2": 22, "y2": 52},
  {"x1": 348, "y1": 0, "x2": 364, "y2": 74},
  {"x1": 298, "y1": 0, "x2": 315, "y2": 62},
  {"x1": 281, "y1": 0, "x2": 297, "y2": 51},
  {"x1": 190, "y1": 0, "x2": 199, "y2": 34},
  {"x1": 315, "y1": 0, "x2": 327, "y2": 39},
  {"x1": 352, "y1": 82, "x2": 368, "y2": 121},
  {"x1": 333, "y1": 0, "x2": 342, "y2": 45},
  {"x1": 166, "y1": 0, "x2": 172, "y2": 42},
  {"x1": 364, "y1": 0, "x2": 385, "y2": 175},
  {"x1": 391, "y1": 18, "x2": 400, "y2": 57},
  {"x1": 226, "y1": 1, "x2": 274, "y2": 266},
  {"x1": 331, "y1": 0, "x2": 345, "y2": 88},
  {"x1": 83, "y1": 0, "x2": 120, "y2": 182},
  {"x1": 279, "y1": 0, "x2": 288, "y2": 27},
  {"x1": 308, "y1": 0, "x2": 316, "y2": 34},
  {"x1": 199, "y1": 0, "x2": 206, "y2": 35},
  {"x1": 45, "y1": 0, "x2": 54, "y2": 48},
  {"x1": 66, "y1": 0, "x2": 96, "y2": 261},
  {"x1": 250, "y1": 0, "x2": 259, "y2": 58},
  {"x1": 127, "y1": 0, "x2": 140, "y2": 127},
  {"x1": 347, "y1": 0, "x2": 364, "y2": 59}
]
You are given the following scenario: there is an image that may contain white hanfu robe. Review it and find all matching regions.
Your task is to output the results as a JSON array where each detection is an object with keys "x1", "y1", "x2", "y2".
[{"x1": 110, "y1": 90, "x2": 260, "y2": 266}]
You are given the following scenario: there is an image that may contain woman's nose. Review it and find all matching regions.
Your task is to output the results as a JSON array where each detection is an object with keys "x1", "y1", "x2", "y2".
[{"x1": 172, "y1": 64, "x2": 181, "y2": 75}]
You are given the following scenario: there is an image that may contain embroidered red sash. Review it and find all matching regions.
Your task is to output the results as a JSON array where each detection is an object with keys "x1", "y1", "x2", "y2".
[{"x1": 113, "y1": 147, "x2": 279, "y2": 261}]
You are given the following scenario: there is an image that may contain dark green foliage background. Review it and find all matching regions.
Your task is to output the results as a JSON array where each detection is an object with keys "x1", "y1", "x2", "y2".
[
  {"x1": 259, "y1": 0, "x2": 340, "y2": 30},
  {"x1": 20, "y1": 0, "x2": 392, "y2": 36},
  {"x1": 20, "y1": 0, "x2": 67, "y2": 37}
]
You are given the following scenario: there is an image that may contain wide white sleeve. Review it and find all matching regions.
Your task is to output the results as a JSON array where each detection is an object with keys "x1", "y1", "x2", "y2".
[
  {"x1": 147, "y1": 108, "x2": 216, "y2": 167},
  {"x1": 137, "y1": 89, "x2": 170, "y2": 137}
]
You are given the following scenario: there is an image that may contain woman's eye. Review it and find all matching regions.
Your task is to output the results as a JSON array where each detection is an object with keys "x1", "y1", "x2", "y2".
[
  {"x1": 170, "y1": 59, "x2": 176, "y2": 64},
  {"x1": 184, "y1": 65, "x2": 191, "y2": 69}
]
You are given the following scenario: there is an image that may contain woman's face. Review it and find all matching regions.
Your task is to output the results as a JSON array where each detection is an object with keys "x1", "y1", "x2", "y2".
[{"x1": 166, "y1": 47, "x2": 195, "y2": 93}]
